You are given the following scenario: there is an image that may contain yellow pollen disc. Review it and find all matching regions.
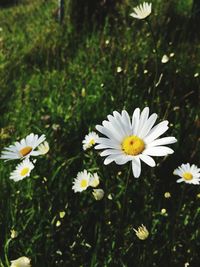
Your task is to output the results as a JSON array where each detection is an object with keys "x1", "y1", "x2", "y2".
[
  {"x1": 19, "y1": 146, "x2": 32, "y2": 157},
  {"x1": 122, "y1": 135, "x2": 145, "y2": 156},
  {"x1": 89, "y1": 139, "x2": 95, "y2": 145},
  {"x1": 20, "y1": 167, "x2": 30, "y2": 176},
  {"x1": 183, "y1": 172, "x2": 193, "y2": 180},
  {"x1": 80, "y1": 179, "x2": 88, "y2": 188}
]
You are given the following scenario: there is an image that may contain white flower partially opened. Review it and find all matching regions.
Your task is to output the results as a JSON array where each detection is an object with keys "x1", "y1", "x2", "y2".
[
  {"x1": 130, "y1": 2, "x2": 152, "y2": 20},
  {"x1": 37, "y1": 141, "x2": 49, "y2": 155},
  {"x1": 173, "y1": 163, "x2": 200, "y2": 185},
  {"x1": 134, "y1": 224, "x2": 149, "y2": 240},
  {"x1": 1, "y1": 133, "x2": 46, "y2": 161},
  {"x1": 89, "y1": 173, "x2": 100, "y2": 188},
  {"x1": 95, "y1": 107, "x2": 177, "y2": 178},
  {"x1": 9, "y1": 158, "x2": 34, "y2": 182},
  {"x1": 10, "y1": 256, "x2": 31, "y2": 267},
  {"x1": 82, "y1": 132, "x2": 99, "y2": 151}
]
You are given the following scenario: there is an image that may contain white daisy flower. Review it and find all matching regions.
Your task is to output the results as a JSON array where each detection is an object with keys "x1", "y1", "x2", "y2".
[
  {"x1": 173, "y1": 163, "x2": 200, "y2": 185},
  {"x1": 0, "y1": 133, "x2": 46, "y2": 161},
  {"x1": 72, "y1": 170, "x2": 91, "y2": 193},
  {"x1": 37, "y1": 141, "x2": 49, "y2": 155},
  {"x1": 130, "y1": 2, "x2": 152, "y2": 20},
  {"x1": 95, "y1": 107, "x2": 177, "y2": 178},
  {"x1": 10, "y1": 256, "x2": 31, "y2": 267},
  {"x1": 82, "y1": 131, "x2": 99, "y2": 150},
  {"x1": 89, "y1": 173, "x2": 100, "y2": 188},
  {"x1": 9, "y1": 158, "x2": 35, "y2": 182}
]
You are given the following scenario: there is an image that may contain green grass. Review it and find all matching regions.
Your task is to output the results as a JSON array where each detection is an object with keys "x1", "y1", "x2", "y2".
[{"x1": 0, "y1": 0, "x2": 200, "y2": 266}]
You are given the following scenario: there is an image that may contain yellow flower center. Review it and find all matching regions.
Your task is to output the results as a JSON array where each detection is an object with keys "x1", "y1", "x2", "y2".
[
  {"x1": 19, "y1": 146, "x2": 32, "y2": 157},
  {"x1": 89, "y1": 139, "x2": 95, "y2": 146},
  {"x1": 20, "y1": 167, "x2": 30, "y2": 176},
  {"x1": 122, "y1": 135, "x2": 145, "y2": 156},
  {"x1": 183, "y1": 172, "x2": 193, "y2": 181},
  {"x1": 80, "y1": 179, "x2": 88, "y2": 188}
]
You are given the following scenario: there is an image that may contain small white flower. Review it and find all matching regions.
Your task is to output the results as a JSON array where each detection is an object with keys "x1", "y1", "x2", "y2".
[
  {"x1": 9, "y1": 158, "x2": 34, "y2": 182},
  {"x1": 95, "y1": 107, "x2": 177, "y2": 178},
  {"x1": 130, "y1": 2, "x2": 152, "y2": 20},
  {"x1": 161, "y1": 55, "x2": 169, "y2": 63},
  {"x1": 72, "y1": 170, "x2": 91, "y2": 192},
  {"x1": 173, "y1": 163, "x2": 200, "y2": 185},
  {"x1": 92, "y1": 189, "x2": 104, "y2": 200},
  {"x1": 1, "y1": 133, "x2": 46, "y2": 161},
  {"x1": 89, "y1": 173, "x2": 100, "y2": 187},
  {"x1": 10, "y1": 256, "x2": 31, "y2": 267},
  {"x1": 82, "y1": 132, "x2": 99, "y2": 151},
  {"x1": 37, "y1": 141, "x2": 49, "y2": 155}
]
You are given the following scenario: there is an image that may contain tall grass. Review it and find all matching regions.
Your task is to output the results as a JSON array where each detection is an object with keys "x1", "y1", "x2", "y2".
[{"x1": 0, "y1": 0, "x2": 199, "y2": 266}]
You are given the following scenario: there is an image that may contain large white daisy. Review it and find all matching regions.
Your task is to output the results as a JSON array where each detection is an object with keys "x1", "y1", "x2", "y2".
[
  {"x1": 0, "y1": 133, "x2": 46, "y2": 161},
  {"x1": 130, "y1": 2, "x2": 152, "y2": 20},
  {"x1": 72, "y1": 170, "x2": 91, "y2": 193},
  {"x1": 173, "y1": 163, "x2": 200, "y2": 185},
  {"x1": 9, "y1": 158, "x2": 35, "y2": 182},
  {"x1": 95, "y1": 107, "x2": 177, "y2": 178},
  {"x1": 82, "y1": 131, "x2": 99, "y2": 151}
]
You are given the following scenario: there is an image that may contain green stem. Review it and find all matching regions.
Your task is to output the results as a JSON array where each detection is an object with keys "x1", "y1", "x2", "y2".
[
  {"x1": 145, "y1": 18, "x2": 159, "y2": 102},
  {"x1": 170, "y1": 184, "x2": 186, "y2": 261},
  {"x1": 121, "y1": 164, "x2": 132, "y2": 222}
]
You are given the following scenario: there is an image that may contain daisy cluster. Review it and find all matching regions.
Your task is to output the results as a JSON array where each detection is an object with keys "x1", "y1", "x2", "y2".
[
  {"x1": 1, "y1": 133, "x2": 49, "y2": 182},
  {"x1": 72, "y1": 170, "x2": 104, "y2": 200},
  {"x1": 77, "y1": 106, "x2": 200, "y2": 192}
]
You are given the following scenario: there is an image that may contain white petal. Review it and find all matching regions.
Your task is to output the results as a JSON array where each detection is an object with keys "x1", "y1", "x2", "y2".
[
  {"x1": 100, "y1": 149, "x2": 122, "y2": 156},
  {"x1": 30, "y1": 151, "x2": 41, "y2": 156},
  {"x1": 34, "y1": 134, "x2": 46, "y2": 148},
  {"x1": 96, "y1": 125, "x2": 121, "y2": 142},
  {"x1": 121, "y1": 110, "x2": 132, "y2": 135},
  {"x1": 139, "y1": 113, "x2": 158, "y2": 138},
  {"x1": 143, "y1": 146, "x2": 174, "y2": 156},
  {"x1": 96, "y1": 137, "x2": 120, "y2": 149},
  {"x1": 144, "y1": 121, "x2": 169, "y2": 143},
  {"x1": 176, "y1": 178, "x2": 183, "y2": 183},
  {"x1": 136, "y1": 107, "x2": 149, "y2": 135},
  {"x1": 132, "y1": 157, "x2": 141, "y2": 178},
  {"x1": 106, "y1": 116, "x2": 125, "y2": 139},
  {"x1": 139, "y1": 154, "x2": 156, "y2": 167},
  {"x1": 132, "y1": 108, "x2": 140, "y2": 135},
  {"x1": 115, "y1": 155, "x2": 133, "y2": 165},
  {"x1": 147, "y1": 137, "x2": 177, "y2": 147},
  {"x1": 173, "y1": 169, "x2": 183, "y2": 177},
  {"x1": 26, "y1": 133, "x2": 34, "y2": 145}
]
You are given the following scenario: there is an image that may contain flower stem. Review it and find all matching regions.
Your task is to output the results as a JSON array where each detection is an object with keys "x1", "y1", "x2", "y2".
[
  {"x1": 121, "y1": 164, "x2": 132, "y2": 222},
  {"x1": 145, "y1": 18, "x2": 159, "y2": 102}
]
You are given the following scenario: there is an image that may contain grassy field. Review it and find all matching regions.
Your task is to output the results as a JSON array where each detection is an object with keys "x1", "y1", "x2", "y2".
[{"x1": 0, "y1": 0, "x2": 199, "y2": 266}]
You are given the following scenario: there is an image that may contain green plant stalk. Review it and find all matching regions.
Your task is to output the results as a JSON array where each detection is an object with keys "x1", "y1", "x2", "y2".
[{"x1": 145, "y1": 18, "x2": 159, "y2": 103}]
